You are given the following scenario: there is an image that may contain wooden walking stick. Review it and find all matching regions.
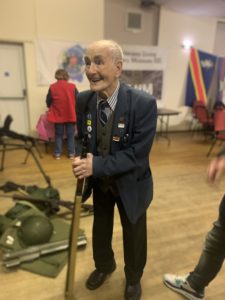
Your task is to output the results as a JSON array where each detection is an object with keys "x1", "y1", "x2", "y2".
[{"x1": 65, "y1": 133, "x2": 88, "y2": 299}]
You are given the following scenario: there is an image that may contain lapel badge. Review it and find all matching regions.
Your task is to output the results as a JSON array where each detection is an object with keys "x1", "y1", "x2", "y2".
[
  {"x1": 87, "y1": 125, "x2": 92, "y2": 132},
  {"x1": 118, "y1": 116, "x2": 125, "y2": 129},
  {"x1": 113, "y1": 136, "x2": 120, "y2": 142},
  {"x1": 118, "y1": 123, "x2": 125, "y2": 129}
]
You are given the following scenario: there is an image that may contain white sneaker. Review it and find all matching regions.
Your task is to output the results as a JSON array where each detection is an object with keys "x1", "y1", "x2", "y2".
[{"x1": 163, "y1": 273, "x2": 205, "y2": 300}]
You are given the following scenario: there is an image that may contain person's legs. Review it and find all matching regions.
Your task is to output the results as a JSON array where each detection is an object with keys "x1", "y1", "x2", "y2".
[
  {"x1": 92, "y1": 185, "x2": 115, "y2": 272},
  {"x1": 54, "y1": 123, "x2": 64, "y2": 156},
  {"x1": 163, "y1": 195, "x2": 225, "y2": 300},
  {"x1": 116, "y1": 199, "x2": 145, "y2": 300},
  {"x1": 187, "y1": 195, "x2": 225, "y2": 292},
  {"x1": 65, "y1": 122, "x2": 75, "y2": 156},
  {"x1": 85, "y1": 186, "x2": 116, "y2": 290},
  {"x1": 117, "y1": 199, "x2": 147, "y2": 285}
]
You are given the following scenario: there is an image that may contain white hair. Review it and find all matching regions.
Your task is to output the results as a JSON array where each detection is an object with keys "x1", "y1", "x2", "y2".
[{"x1": 86, "y1": 39, "x2": 124, "y2": 62}]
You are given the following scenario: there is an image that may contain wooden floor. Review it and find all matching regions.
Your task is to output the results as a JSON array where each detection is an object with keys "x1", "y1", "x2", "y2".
[{"x1": 0, "y1": 132, "x2": 225, "y2": 300}]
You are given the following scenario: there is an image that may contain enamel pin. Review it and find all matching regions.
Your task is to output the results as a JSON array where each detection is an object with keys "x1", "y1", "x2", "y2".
[{"x1": 113, "y1": 136, "x2": 120, "y2": 142}]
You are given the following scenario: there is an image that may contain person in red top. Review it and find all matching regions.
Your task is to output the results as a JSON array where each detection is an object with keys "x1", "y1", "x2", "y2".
[{"x1": 46, "y1": 69, "x2": 78, "y2": 159}]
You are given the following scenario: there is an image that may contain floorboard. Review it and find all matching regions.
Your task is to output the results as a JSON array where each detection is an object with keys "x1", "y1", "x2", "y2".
[{"x1": 0, "y1": 132, "x2": 225, "y2": 299}]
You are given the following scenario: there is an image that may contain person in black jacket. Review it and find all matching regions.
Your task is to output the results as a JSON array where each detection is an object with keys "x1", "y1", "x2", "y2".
[
  {"x1": 163, "y1": 150, "x2": 225, "y2": 300},
  {"x1": 72, "y1": 40, "x2": 157, "y2": 300}
]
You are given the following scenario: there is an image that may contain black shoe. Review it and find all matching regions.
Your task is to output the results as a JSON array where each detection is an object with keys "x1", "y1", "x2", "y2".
[
  {"x1": 124, "y1": 282, "x2": 142, "y2": 300},
  {"x1": 86, "y1": 262, "x2": 116, "y2": 290}
]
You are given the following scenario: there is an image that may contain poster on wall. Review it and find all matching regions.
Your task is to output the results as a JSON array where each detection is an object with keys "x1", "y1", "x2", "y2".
[
  {"x1": 121, "y1": 45, "x2": 167, "y2": 101},
  {"x1": 36, "y1": 39, "x2": 167, "y2": 101},
  {"x1": 36, "y1": 39, "x2": 88, "y2": 86}
]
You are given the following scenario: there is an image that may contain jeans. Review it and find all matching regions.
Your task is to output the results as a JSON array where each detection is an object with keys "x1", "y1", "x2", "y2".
[
  {"x1": 54, "y1": 122, "x2": 75, "y2": 155},
  {"x1": 188, "y1": 195, "x2": 225, "y2": 292}
]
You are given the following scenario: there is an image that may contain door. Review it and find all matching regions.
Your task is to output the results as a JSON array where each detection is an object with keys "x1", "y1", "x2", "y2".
[{"x1": 0, "y1": 42, "x2": 29, "y2": 134}]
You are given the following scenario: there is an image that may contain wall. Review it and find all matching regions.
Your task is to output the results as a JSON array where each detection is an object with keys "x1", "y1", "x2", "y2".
[
  {"x1": 0, "y1": 0, "x2": 104, "y2": 134},
  {"x1": 0, "y1": 0, "x2": 222, "y2": 133},
  {"x1": 104, "y1": 0, "x2": 159, "y2": 45},
  {"x1": 214, "y1": 21, "x2": 225, "y2": 56},
  {"x1": 157, "y1": 7, "x2": 218, "y2": 130},
  {"x1": 105, "y1": 2, "x2": 219, "y2": 130}
]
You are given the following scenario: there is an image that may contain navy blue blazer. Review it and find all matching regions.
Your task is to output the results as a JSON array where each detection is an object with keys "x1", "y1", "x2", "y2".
[{"x1": 76, "y1": 83, "x2": 157, "y2": 223}]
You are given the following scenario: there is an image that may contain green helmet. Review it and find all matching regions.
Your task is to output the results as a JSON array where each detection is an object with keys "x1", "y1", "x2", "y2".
[{"x1": 17, "y1": 215, "x2": 54, "y2": 247}]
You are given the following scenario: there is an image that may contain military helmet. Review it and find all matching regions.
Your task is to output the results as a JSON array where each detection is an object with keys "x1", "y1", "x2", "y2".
[{"x1": 17, "y1": 215, "x2": 54, "y2": 246}]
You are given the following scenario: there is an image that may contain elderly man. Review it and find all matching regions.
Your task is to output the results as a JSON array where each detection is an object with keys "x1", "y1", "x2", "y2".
[{"x1": 72, "y1": 40, "x2": 157, "y2": 300}]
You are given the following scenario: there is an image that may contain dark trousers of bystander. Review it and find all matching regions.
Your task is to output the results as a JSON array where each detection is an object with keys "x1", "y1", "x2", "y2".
[{"x1": 188, "y1": 195, "x2": 225, "y2": 293}]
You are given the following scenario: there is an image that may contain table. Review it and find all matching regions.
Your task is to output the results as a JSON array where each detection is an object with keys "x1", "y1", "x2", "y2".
[{"x1": 156, "y1": 108, "x2": 180, "y2": 145}]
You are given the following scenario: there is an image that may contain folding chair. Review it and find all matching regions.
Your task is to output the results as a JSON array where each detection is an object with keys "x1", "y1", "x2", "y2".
[
  {"x1": 207, "y1": 108, "x2": 225, "y2": 157},
  {"x1": 193, "y1": 102, "x2": 214, "y2": 137}
]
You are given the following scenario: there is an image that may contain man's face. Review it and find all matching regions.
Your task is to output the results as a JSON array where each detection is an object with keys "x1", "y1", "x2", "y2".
[{"x1": 84, "y1": 44, "x2": 122, "y2": 98}]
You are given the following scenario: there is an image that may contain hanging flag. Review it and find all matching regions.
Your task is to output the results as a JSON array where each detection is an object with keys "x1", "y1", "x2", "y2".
[{"x1": 185, "y1": 48, "x2": 218, "y2": 107}]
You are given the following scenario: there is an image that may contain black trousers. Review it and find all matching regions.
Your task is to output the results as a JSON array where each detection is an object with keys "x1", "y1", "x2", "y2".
[{"x1": 92, "y1": 183, "x2": 147, "y2": 285}]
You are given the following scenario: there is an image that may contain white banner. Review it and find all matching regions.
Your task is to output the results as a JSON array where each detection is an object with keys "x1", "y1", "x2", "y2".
[
  {"x1": 121, "y1": 45, "x2": 167, "y2": 100},
  {"x1": 36, "y1": 38, "x2": 88, "y2": 86},
  {"x1": 36, "y1": 39, "x2": 166, "y2": 100},
  {"x1": 123, "y1": 45, "x2": 166, "y2": 70}
]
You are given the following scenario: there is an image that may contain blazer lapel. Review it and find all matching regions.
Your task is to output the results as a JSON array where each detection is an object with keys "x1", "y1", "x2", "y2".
[
  {"x1": 111, "y1": 85, "x2": 130, "y2": 152},
  {"x1": 85, "y1": 94, "x2": 97, "y2": 154},
  {"x1": 84, "y1": 85, "x2": 131, "y2": 154}
]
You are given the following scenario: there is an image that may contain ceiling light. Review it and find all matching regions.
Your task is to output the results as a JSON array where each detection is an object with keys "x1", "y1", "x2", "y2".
[{"x1": 181, "y1": 39, "x2": 193, "y2": 50}]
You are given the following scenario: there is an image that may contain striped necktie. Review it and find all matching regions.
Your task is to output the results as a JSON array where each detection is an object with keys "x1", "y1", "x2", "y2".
[{"x1": 98, "y1": 100, "x2": 110, "y2": 126}]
